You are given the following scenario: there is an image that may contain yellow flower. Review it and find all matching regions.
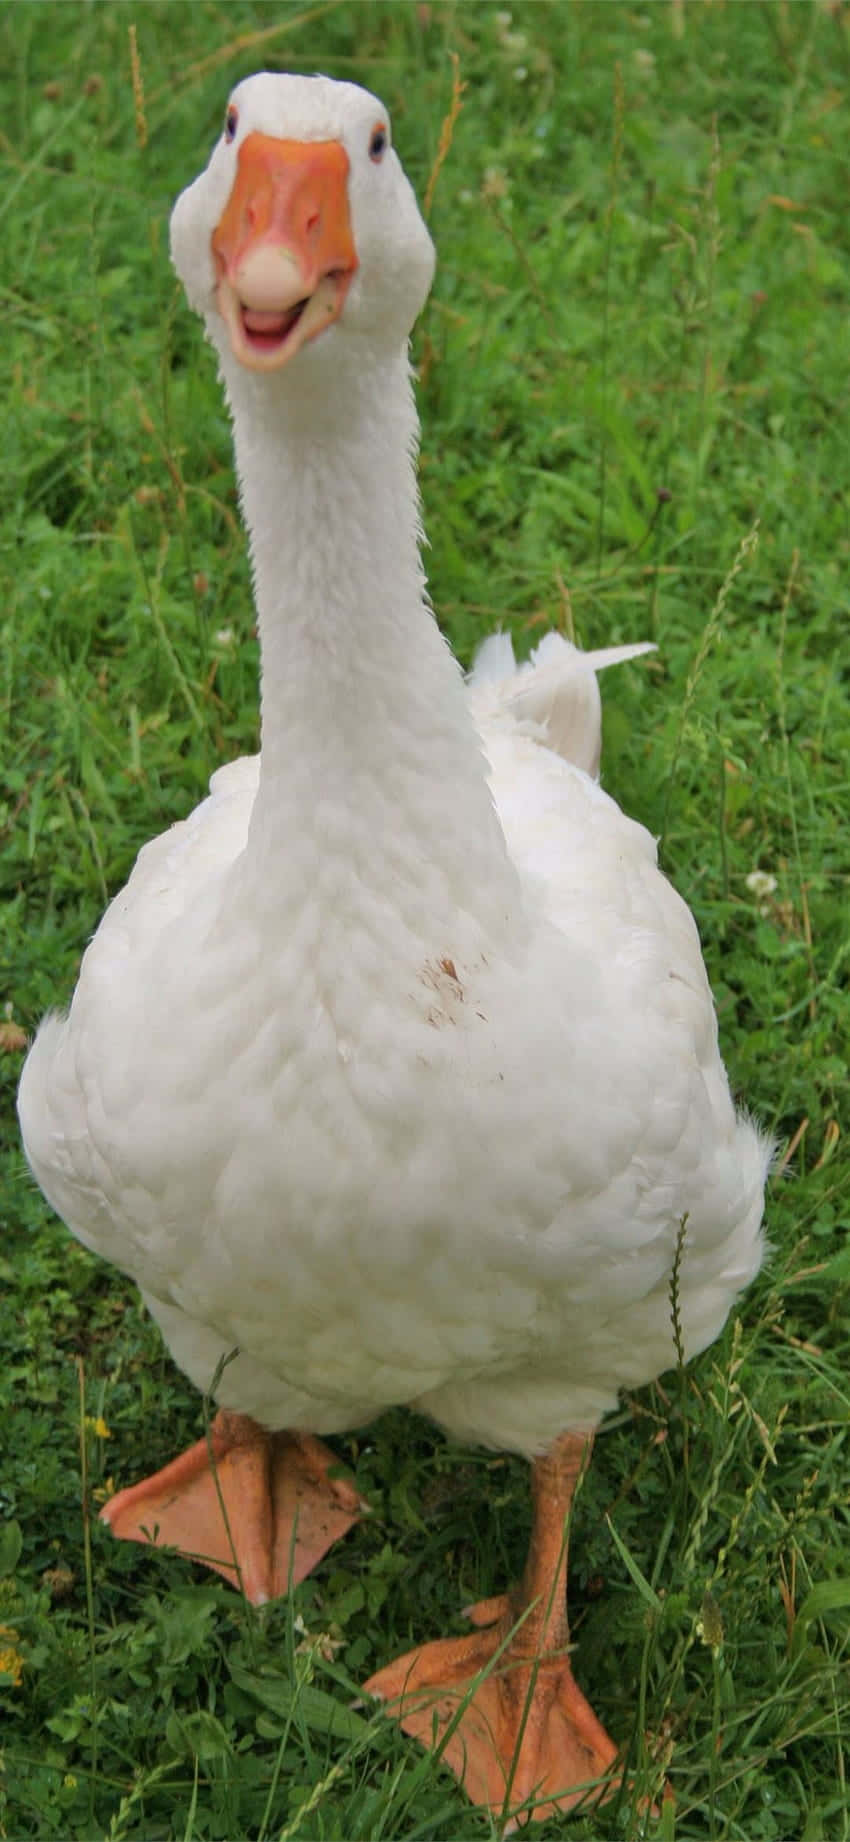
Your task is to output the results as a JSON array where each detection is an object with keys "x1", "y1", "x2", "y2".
[
  {"x1": 0, "y1": 1626, "x2": 24, "y2": 1686},
  {"x1": 85, "y1": 1415, "x2": 111, "y2": 1439}
]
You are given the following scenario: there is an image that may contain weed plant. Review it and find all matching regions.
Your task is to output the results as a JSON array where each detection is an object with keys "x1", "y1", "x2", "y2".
[{"x1": 1, "y1": 3, "x2": 848, "y2": 1837}]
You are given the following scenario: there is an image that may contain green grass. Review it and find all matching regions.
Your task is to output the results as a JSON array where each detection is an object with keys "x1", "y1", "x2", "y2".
[{"x1": 2, "y1": 1, "x2": 849, "y2": 1835}]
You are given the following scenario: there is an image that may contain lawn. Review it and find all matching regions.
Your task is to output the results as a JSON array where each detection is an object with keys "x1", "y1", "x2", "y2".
[{"x1": 1, "y1": 1, "x2": 849, "y2": 1836}]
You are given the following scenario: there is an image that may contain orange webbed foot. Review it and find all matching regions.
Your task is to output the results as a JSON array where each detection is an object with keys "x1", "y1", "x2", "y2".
[
  {"x1": 365, "y1": 1433, "x2": 624, "y2": 1827},
  {"x1": 365, "y1": 1592, "x2": 619, "y2": 1827},
  {"x1": 100, "y1": 1414, "x2": 365, "y2": 1603}
]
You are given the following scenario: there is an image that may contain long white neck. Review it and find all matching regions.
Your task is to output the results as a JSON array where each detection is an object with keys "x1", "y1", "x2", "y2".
[{"x1": 222, "y1": 344, "x2": 521, "y2": 972}]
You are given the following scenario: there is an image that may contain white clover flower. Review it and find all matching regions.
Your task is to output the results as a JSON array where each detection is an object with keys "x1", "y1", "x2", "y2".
[{"x1": 745, "y1": 870, "x2": 778, "y2": 899}]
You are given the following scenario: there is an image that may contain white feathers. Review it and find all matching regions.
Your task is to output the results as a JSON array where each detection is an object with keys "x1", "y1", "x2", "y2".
[
  {"x1": 19, "y1": 72, "x2": 766, "y2": 1463},
  {"x1": 469, "y1": 630, "x2": 657, "y2": 778}
]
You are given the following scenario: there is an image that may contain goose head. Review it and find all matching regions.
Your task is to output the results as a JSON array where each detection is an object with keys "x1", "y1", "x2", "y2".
[{"x1": 170, "y1": 73, "x2": 436, "y2": 381}]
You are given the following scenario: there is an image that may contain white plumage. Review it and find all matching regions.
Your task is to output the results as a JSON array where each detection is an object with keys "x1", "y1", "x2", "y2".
[
  {"x1": 468, "y1": 628, "x2": 656, "y2": 779},
  {"x1": 19, "y1": 72, "x2": 769, "y2": 1817}
]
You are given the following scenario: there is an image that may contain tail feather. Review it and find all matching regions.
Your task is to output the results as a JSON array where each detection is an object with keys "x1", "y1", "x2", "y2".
[{"x1": 468, "y1": 630, "x2": 655, "y2": 778}]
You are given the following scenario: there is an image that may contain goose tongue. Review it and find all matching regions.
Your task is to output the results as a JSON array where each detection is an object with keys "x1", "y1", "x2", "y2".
[{"x1": 242, "y1": 303, "x2": 304, "y2": 339}]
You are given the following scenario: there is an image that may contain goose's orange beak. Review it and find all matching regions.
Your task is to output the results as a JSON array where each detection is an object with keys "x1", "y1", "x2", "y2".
[{"x1": 212, "y1": 134, "x2": 358, "y2": 372}]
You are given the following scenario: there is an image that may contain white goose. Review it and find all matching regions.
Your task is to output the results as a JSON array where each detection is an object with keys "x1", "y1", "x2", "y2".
[{"x1": 19, "y1": 73, "x2": 769, "y2": 1824}]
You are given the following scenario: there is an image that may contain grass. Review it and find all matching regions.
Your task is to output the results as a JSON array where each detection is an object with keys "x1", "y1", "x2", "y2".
[{"x1": 1, "y1": 0, "x2": 849, "y2": 1835}]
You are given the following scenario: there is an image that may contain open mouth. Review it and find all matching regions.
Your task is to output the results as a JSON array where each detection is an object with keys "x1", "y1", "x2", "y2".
[
  {"x1": 216, "y1": 267, "x2": 352, "y2": 373},
  {"x1": 240, "y1": 298, "x2": 309, "y2": 353}
]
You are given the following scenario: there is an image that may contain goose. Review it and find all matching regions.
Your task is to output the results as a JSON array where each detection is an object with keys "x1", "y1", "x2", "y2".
[{"x1": 18, "y1": 72, "x2": 770, "y2": 1824}]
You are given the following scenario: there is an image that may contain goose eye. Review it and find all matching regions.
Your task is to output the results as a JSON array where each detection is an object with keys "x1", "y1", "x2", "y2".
[
  {"x1": 369, "y1": 124, "x2": 388, "y2": 163},
  {"x1": 224, "y1": 103, "x2": 239, "y2": 143}
]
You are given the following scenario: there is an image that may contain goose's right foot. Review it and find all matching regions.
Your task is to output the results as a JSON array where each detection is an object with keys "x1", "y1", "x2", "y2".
[{"x1": 100, "y1": 1413, "x2": 365, "y2": 1603}]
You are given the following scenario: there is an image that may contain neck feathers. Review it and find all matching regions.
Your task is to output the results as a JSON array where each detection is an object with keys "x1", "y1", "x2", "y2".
[{"x1": 223, "y1": 345, "x2": 520, "y2": 958}]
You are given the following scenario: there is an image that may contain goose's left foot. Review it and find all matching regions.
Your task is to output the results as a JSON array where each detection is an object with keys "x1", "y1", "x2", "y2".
[
  {"x1": 365, "y1": 1433, "x2": 619, "y2": 1827},
  {"x1": 100, "y1": 1413, "x2": 364, "y2": 1602}
]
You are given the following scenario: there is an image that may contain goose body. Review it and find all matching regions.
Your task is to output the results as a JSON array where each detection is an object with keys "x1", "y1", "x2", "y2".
[
  {"x1": 19, "y1": 73, "x2": 768, "y2": 1817},
  {"x1": 22, "y1": 648, "x2": 765, "y2": 1451}
]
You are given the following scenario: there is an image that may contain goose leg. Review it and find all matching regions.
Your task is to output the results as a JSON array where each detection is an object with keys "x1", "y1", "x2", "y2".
[
  {"x1": 364, "y1": 1432, "x2": 618, "y2": 1827},
  {"x1": 100, "y1": 1413, "x2": 364, "y2": 1603}
]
